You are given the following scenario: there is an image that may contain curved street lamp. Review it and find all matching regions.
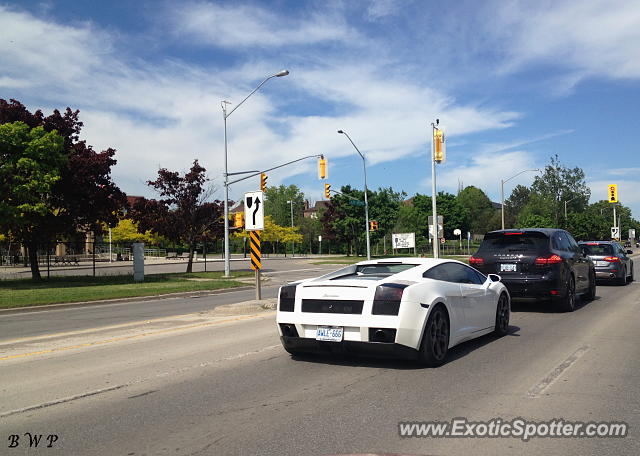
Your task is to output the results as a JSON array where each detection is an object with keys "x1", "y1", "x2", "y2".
[
  {"x1": 221, "y1": 70, "x2": 289, "y2": 277},
  {"x1": 337, "y1": 130, "x2": 371, "y2": 260},
  {"x1": 501, "y1": 168, "x2": 540, "y2": 230}
]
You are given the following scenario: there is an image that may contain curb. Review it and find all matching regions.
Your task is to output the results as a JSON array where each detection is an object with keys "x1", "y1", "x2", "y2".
[{"x1": 0, "y1": 285, "x2": 261, "y2": 315}]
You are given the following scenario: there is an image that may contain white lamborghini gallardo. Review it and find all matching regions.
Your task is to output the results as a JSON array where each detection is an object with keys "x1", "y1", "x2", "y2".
[{"x1": 276, "y1": 258, "x2": 510, "y2": 366}]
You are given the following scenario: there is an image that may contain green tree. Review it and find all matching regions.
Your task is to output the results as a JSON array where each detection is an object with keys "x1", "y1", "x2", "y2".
[
  {"x1": 320, "y1": 185, "x2": 368, "y2": 255},
  {"x1": 531, "y1": 155, "x2": 590, "y2": 226},
  {"x1": 504, "y1": 184, "x2": 531, "y2": 222},
  {"x1": 264, "y1": 185, "x2": 305, "y2": 227},
  {"x1": 368, "y1": 187, "x2": 406, "y2": 244},
  {"x1": 0, "y1": 122, "x2": 66, "y2": 279},
  {"x1": 516, "y1": 193, "x2": 556, "y2": 228},
  {"x1": 456, "y1": 186, "x2": 494, "y2": 234}
]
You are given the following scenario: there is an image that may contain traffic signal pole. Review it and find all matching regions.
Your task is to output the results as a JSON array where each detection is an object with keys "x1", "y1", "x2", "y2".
[{"x1": 431, "y1": 121, "x2": 439, "y2": 259}]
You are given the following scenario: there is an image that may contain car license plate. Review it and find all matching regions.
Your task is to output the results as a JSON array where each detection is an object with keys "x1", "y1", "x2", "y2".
[
  {"x1": 595, "y1": 261, "x2": 608, "y2": 267},
  {"x1": 316, "y1": 326, "x2": 343, "y2": 342},
  {"x1": 500, "y1": 263, "x2": 517, "y2": 272}
]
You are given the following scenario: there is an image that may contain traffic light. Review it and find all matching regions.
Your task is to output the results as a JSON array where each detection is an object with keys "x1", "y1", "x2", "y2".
[
  {"x1": 434, "y1": 128, "x2": 445, "y2": 163},
  {"x1": 369, "y1": 220, "x2": 379, "y2": 231},
  {"x1": 260, "y1": 173, "x2": 267, "y2": 192},
  {"x1": 318, "y1": 156, "x2": 327, "y2": 179},
  {"x1": 234, "y1": 212, "x2": 244, "y2": 228},
  {"x1": 608, "y1": 184, "x2": 618, "y2": 203},
  {"x1": 324, "y1": 183, "x2": 331, "y2": 199}
]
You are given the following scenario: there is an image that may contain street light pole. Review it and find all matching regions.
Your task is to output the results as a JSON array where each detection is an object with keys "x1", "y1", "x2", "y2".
[
  {"x1": 337, "y1": 130, "x2": 371, "y2": 260},
  {"x1": 287, "y1": 200, "x2": 295, "y2": 257},
  {"x1": 221, "y1": 70, "x2": 289, "y2": 277},
  {"x1": 501, "y1": 168, "x2": 540, "y2": 230},
  {"x1": 564, "y1": 196, "x2": 579, "y2": 220}
]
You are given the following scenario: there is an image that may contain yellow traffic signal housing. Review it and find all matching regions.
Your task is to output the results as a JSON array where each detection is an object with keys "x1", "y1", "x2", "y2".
[
  {"x1": 324, "y1": 183, "x2": 331, "y2": 199},
  {"x1": 608, "y1": 184, "x2": 618, "y2": 203},
  {"x1": 318, "y1": 157, "x2": 328, "y2": 179},
  {"x1": 234, "y1": 212, "x2": 244, "y2": 228},
  {"x1": 369, "y1": 220, "x2": 379, "y2": 231},
  {"x1": 434, "y1": 129, "x2": 445, "y2": 163},
  {"x1": 260, "y1": 173, "x2": 267, "y2": 192}
]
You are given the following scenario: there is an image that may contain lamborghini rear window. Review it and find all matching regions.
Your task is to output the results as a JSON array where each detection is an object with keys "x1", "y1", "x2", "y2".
[{"x1": 331, "y1": 263, "x2": 417, "y2": 280}]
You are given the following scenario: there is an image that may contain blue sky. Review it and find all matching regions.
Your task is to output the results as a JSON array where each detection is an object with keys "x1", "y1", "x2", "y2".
[{"x1": 1, "y1": 0, "x2": 639, "y2": 217}]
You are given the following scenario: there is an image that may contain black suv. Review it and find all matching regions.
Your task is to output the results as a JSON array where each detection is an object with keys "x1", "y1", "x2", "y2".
[{"x1": 470, "y1": 229, "x2": 596, "y2": 311}]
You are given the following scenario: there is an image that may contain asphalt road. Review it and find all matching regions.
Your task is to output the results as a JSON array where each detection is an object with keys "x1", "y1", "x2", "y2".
[{"x1": 1, "y1": 268, "x2": 639, "y2": 455}]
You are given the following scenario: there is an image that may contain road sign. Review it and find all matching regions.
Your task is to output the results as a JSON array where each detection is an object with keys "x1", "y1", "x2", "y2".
[
  {"x1": 428, "y1": 215, "x2": 444, "y2": 239},
  {"x1": 392, "y1": 233, "x2": 415, "y2": 249},
  {"x1": 630, "y1": 229, "x2": 636, "y2": 240},
  {"x1": 250, "y1": 231, "x2": 261, "y2": 270},
  {"x1": 608, "y1": 184, "x2": 618, "y2": 203},
  {"x1": 611, "y1": 226, "x2": 620, "y2": 240},
  {"x1": 244, "y1": 191, "x2": 264, "y2": 231},
  {"x1": 318, "y1": 235, "x2": 322, "y2": 242},
  {"x1": 349, "y1": 200, "x2": 365, "y2": 206}
]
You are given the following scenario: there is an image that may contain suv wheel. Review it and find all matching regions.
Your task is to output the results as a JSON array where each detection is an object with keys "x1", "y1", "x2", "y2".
[
  {"x1": 618, "y1": 266, "x2": 627, "y2": 286},
  {"x1": 556, "y1": 275, "x2": 576, "y2": 312},
  {"x1": 629, "y1": 263, "x2": 635, "y2": 283},
  {"x1": 584, "y1": 268, "x2": 596, "y2": 301}
]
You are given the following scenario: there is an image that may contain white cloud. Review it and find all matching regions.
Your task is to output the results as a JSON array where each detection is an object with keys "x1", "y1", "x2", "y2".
[
  {"x1": 366, "y1": 0, "x2": 401, "y2": 20},
  {"x1": 490, "y1": 0, "x2": 640, "y2": 81},
  {"x1": 588, "y1": 179, "x2": 640, "y2": 211},
  {"x1": 169, "y1": 1, "x2": 358, "y2": 48},
  {"x1": 432, "y1": 150, "x2": 540, "y2": 201},
  {"x1": 0, "y1": 4, "x2": 523, "y2": 205}
]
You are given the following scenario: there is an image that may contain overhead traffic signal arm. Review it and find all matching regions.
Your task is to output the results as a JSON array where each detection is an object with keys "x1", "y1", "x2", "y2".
[{"x1": 227, "y1": 154, "x2": 326, "y2": 186}]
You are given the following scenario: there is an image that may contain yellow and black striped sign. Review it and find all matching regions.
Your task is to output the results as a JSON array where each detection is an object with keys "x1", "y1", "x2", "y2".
[{"x1": 250, "y1": 231, "x2": 261, "y2": 270}]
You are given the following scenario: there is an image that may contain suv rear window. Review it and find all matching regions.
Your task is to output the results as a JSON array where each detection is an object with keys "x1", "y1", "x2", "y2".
[
  {"x1": 581, "y1": 244, "x2": 613, "y2": 255},
  {"x1": 478, "y1": 232, "x2": 549, "y2": 252}
]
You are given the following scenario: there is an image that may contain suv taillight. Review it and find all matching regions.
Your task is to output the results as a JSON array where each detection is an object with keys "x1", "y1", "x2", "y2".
[
  {"x1": 469, "y1": 256, "x2": 484, "y2": 266},
  {"x1": 535, "y1": 254, "x2": 562, "y2": 266},
  {"x1": 603, "y1": 256, "x2": 620, "y2": 263},
  {"x1": 372, "y1": 283, "x2": 408, "y2": 315}
]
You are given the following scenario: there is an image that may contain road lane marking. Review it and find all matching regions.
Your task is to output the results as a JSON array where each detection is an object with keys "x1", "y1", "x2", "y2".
[
  {"x1": 0, "y1": 314, "x2": 271, "y2": 361},
  {"x1": 0, "y1": 344, "x2": 281, "y2": 418},
  {"x1": 527, "y1": 345, "x2": 590, "y2": 398}
]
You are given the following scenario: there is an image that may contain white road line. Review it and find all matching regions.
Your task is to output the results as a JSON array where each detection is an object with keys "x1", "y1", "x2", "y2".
[{"x1": 527, "y1": 345, "x2": 590, "y2": 398}]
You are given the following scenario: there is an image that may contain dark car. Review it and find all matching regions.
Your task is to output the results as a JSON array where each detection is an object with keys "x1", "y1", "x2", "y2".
[
  {"x1": 470, "y1": 228, "x2": 595, "y2": 312},
  {"x1": 578, "y1": 241, "x2": 634, "y2": 285}
]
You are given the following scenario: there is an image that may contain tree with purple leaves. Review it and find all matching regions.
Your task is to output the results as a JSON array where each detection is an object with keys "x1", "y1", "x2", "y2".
[{"x1": 131, "y1": 160, "x2": 224, "y2": 273}]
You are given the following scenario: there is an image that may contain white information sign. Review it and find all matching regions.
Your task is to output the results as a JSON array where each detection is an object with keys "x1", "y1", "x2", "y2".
[
  {"x1": 392, "y1": 233, "x2": 416, "y2": 249},
  {"x1": 244, "y1": 191, "x2": 264, "y2": 231}
]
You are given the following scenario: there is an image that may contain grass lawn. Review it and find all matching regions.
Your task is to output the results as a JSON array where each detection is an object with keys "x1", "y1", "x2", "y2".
[
  {"x1": 313, "y1": 255, "x2": 470, "y2": 265},
  {"x1": 0, "y1": 270, "x2": 254, "y2": 309}
]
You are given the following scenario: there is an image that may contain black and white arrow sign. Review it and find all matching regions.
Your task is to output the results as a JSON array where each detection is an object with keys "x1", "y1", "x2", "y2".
[{"x1": 244, "y1": 191, "x2": 264, "y2": 231}]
